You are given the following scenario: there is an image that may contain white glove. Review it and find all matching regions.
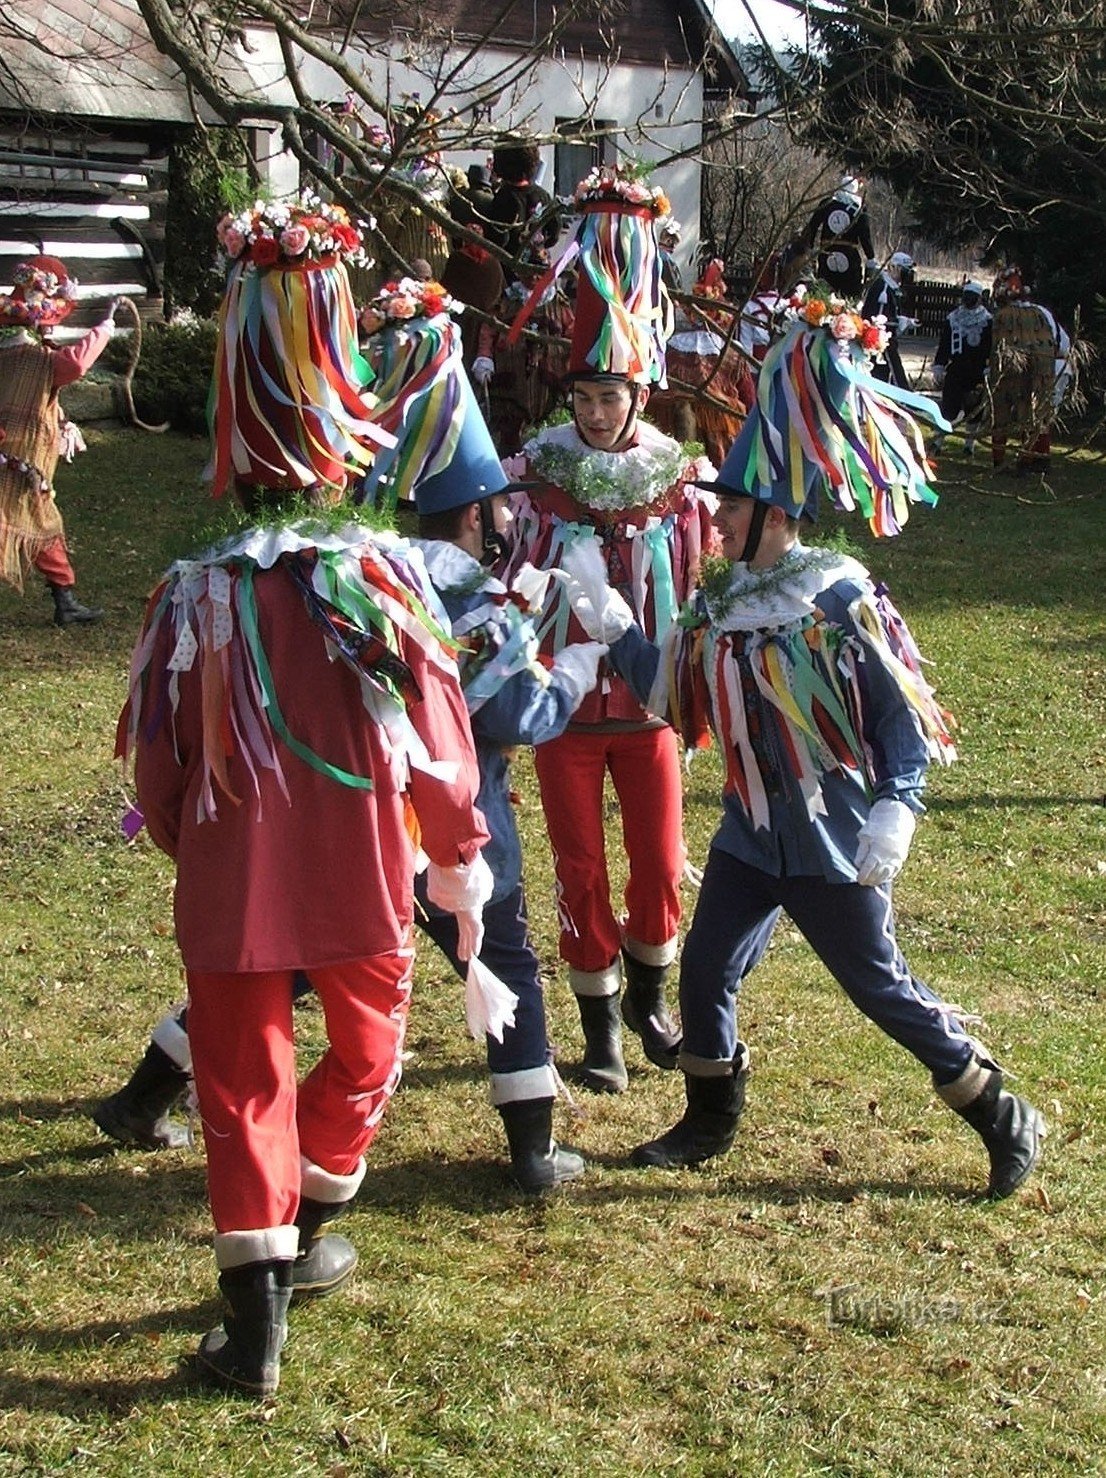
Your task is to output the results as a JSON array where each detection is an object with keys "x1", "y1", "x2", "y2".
[
  {"x1": 558, "y1": 539, "x2": 635, "y2": 643},
  {"x1": 471, "y1": 355, "x2": 495, "y2": 386},
  {"x1": 426, "y1": 852, "x2": 495, "y2": 960},
  {"x1": 549, "y1": 640, "x2": 607, "y2": 711},
  {"x1": 854, "y1": 798, "x2": 917, "y2": 887},
  {"x1": 866, "y1": 258, "x2": 880, "y2": 273},
  {"x1": 896, "y1": 315, "x2": 919, "y2": 335},
  {"x1": 932, "y1": 364, "x2": 946, "y2": 388}
]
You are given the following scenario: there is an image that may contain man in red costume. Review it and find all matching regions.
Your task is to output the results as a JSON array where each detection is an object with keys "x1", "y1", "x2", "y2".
[
  {"x1": 0, "y1": 255, "x2": 117, "y2": 624},
  {"x1": 117, "y1": 202, "x2": 490, "y2": 1400},
  {"x1": 502, "y1": 167, "x2": 717, "y2": 1093}
]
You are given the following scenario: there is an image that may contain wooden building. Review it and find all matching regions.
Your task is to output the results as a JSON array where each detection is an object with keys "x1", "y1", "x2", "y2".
[{"x1": 0, "y1": 1, "x2": 273, "y2": 337}]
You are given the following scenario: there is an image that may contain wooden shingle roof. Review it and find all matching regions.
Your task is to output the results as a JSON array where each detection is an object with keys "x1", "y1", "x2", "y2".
[{"x1": 0, "y1": 0, "x2": 281, "y2": 125}]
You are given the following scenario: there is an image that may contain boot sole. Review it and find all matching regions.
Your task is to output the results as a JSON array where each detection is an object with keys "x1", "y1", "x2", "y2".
[
  {"x1": 576, "y1": 1068, "x2": 628, "y2": 1094},
  {"x1": 195, "y1": 1349, "x2": 279, "y2": 1398}
]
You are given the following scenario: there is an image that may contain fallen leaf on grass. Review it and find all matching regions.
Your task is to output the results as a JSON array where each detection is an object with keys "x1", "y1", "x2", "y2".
[
  {"x1": 75, "y1": 1202, "x2": 98, "y2": 1219},
  {"x1": 1035, "y1": 1185, "x2": 1053, "y2": 1213}
]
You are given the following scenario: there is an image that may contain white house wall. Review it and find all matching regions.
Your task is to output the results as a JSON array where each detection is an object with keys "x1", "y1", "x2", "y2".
[{"x1": 240, "y1": 29, "x2": 705, "y2": 274}]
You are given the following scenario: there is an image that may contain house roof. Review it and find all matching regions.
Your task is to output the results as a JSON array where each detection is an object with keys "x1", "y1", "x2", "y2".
[
  {"x1": 0, "y1": 0, "x2": 285, "y2": 126},
  {"x1": 308, "y1": 0, "x2": 750, "y2": 92}
]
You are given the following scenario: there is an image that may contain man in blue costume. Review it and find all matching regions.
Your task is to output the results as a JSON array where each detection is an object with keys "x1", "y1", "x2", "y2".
[{"x1": 561, "y1": 299, "x2": 1044, "y2": 1199}]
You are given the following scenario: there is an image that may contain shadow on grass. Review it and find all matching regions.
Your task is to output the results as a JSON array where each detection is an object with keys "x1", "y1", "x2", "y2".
[
  {"x1": 927, "y1": 793, "x2": 1106, "y2": 810},
  {"x1": 0, "y1": 1301, "x2": 213, "y2": 1415}
]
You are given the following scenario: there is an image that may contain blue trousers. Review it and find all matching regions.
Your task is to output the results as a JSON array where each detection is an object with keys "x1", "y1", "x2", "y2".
[
  {"x1": 414, "y1": 881, "x2": 552, "y2": 1077},
  {"x1": 680, "y1": 848, "x2": 977, "y2": 1086}
]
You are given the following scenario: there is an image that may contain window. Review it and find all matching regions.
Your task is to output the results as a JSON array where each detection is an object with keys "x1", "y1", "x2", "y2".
[{"x1": 554, "y1": 118, "x2": 618, "y2": 196}]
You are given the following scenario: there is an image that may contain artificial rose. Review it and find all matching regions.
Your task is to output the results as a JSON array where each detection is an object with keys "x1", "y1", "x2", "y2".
[
  {"x1": 280, "y1": 224, "x2": 311, "y2": 257},
  {"x1": 251, "y1": 236, "x2": 280, "y2": 268},
  {"x1": 802, "y1": 300, "x2": 827, "y2": 326},
  {"x1": 861, "y1": 322, "x2": 888, "y2": 352},
  {"x1": 829, "y1": 313, "x2": 859, "y2": 341},
  {"x1": 333, "y1": 223, "x2": 362, "y2": 253},
  {"x1": 386, "y1": 294, "x2": 417, "y2": 319},
  {"x1": 223, "y1": 228, "x2": 246, "y2": 259}
]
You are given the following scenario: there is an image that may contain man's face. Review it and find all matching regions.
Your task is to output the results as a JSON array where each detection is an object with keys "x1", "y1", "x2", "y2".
[
  {"x1": 711, "y1": 494, "x2": 757, "y2": 562},
  {"x1": 572, "y1": 379, "x2": 640, "y2": 451}
]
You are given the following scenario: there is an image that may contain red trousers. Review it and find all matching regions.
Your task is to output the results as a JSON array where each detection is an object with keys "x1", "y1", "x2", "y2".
[
  {"x1": 534, "y1": 725, "x2": 685, "y2": 973},
  {"x1": 187, "y1": 947, "x2": 413, "y2": 1233},
  {"x1": 33, "y1": 535, "x2": 75, "y2": 586}
]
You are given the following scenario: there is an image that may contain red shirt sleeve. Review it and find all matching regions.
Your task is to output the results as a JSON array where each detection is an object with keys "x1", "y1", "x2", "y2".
[{"x1": 51, "y1": 323, "x2": 114, "y2": 387}]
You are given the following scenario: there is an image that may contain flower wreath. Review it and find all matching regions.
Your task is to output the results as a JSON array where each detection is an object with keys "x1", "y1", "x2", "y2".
[
  {"x1": 216, "y1": 194, "x2": 368, "y2": 270},
  {"x1": 782, "y1": 280, "x2": 889, "y2": 354},
  {"x1": 359, "y1": 277, "x2": 454, "y2": 335},
  {"x1": 573, "y1": 163, "x2": 670, "y2": 218}
]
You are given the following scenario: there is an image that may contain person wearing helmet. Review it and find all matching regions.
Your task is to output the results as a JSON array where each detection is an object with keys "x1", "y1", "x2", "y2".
[
  {"x1": 559, "y1": 300, "x2": 1044, "y2": 1203},
  {"x1": 0, "y1": 255, "x2": 118, "y2": 625}
]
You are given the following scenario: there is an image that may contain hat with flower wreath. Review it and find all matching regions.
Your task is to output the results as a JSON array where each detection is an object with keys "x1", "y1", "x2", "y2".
[
  {"x1": 702, "y1": 283, "x2": 949, "y2": 535},
  {"x1": 0, "y1": 256, "x2": 79, "y2": 330},
  {"x1": 205, "y1": 195, "x2": 395, "y2": 501},
  {"x1": 357, "y1": 276, "x2": 519, "y2": 515},
  {"x1": 507, "y1": 162, "x2": 675, "y2": 386}
]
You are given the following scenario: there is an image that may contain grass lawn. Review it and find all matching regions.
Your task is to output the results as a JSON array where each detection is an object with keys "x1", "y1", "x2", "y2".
[{"x1": 0, "y1": 426, "x2": 1104, "y2": 1476}]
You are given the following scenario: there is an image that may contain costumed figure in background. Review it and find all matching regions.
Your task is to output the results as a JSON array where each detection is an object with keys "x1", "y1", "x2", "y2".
[
  {"x1": 560, "y1": 294, "x2": 1044, "y2": 1200},
  {"x1": 109, "y1": 203, "x2": 492, "y2": 1401},
  {"x1": 649, "y1": 256, "x2": 751, "y2": 467},
  {"x1": 860, "y1": 251, "x2": 919, "y2": 389},
  {"x1": 738, "y1": 253, "x2": 786, "y2": 366},
  {"x1": 931, "y1": 279, "x2": 993, "y2": 457},
  {"x1": 0, "y1": 256, "x2": 119, "y2": 625},
  {"x1": 501, "y1": 164, "x2": 717, "y2": 1094},
  {"x1": 484, "y1": 139, "x2": 561, "y2": 285},
  {"x1": 206, "y1": 195, "x2": 393, "y2": 508},
  {"x1": 988, "y1": 267, "x2": 1073, "y2": 470},
  {"x1": 469, "y1": 264, "x2": 575, "y2": 457},
  {"x1": 440, "y1": 226, "x2": 507, "y2": 378},
  {"x1": 658, "y1": 218, "x2": 685, "y2": 295},
  {"x1": 802, "y1": 175, "x2": 877, "y2": 301}
]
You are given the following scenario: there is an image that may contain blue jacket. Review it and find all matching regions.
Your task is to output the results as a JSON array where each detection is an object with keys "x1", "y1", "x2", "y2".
[
  {"x1": 418, "y1": 541, "x2": 578, "y2": 901},
  {"x1": 609, "y1": 549, "x2": 946, "y2": 884}
]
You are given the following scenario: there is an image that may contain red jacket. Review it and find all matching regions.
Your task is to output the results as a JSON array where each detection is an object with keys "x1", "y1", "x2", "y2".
[{"x1": 132, "y1": 559, "x2": 488, "y2": 973}]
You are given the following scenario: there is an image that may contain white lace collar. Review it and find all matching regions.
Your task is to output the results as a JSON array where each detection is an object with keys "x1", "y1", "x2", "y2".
[
  {"x1": 704, "y1": 543, "x2": 870, "y2": 633},
  {"x1": 524, "y1": 419, "x2": 689, "y2": 512}
]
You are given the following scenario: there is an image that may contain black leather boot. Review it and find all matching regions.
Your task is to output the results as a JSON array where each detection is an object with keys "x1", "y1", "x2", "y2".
[
  {"x1": 196, "y1": 1259, "x2": 293, "y2": 1398},
  {"x1": 954, "y1": 1073, "x2": 1045, "y2": 1199},
  {"x1": 620, "y1": 949, "x2": 681, "y2": 1069},
  {"x1": 92, "y1": 1042, "x2": 191, "y2": 1150},
  {"x1": 498, "y1": 1098, "x2": 586, "y2": 1192},
  {"x1": 630, "y1": 1045, "x2": 750, "y2": 1168},
  {"x1": 290, "y1": 1198, "x2": 358, "y2": 1302},
  {"x1": 50, "y1": 584, "x2": 104, "y2": 626},
  {"x1": 574, "y1": 993, "x2": 628, "y2": 1094}
]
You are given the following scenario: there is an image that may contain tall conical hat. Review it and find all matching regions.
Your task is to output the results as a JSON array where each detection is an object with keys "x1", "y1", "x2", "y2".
[
  {"x1": 507, "y1": 164, "x2": 675, "y2": 385},
  {"x1": 703, "y1": 288, "x2": 949, "y2": 537}
]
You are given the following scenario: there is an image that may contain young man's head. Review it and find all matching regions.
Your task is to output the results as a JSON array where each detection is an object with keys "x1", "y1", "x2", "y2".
[
  {"x1": 570, "y1": 376, "x2": 650, "y2": 452},
  {"x1": 418, "y1": 492, "x2": 512, "y2": 562},
  {"x1": 711, "y1": 492, "x2": 801, "y2": 569}
]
